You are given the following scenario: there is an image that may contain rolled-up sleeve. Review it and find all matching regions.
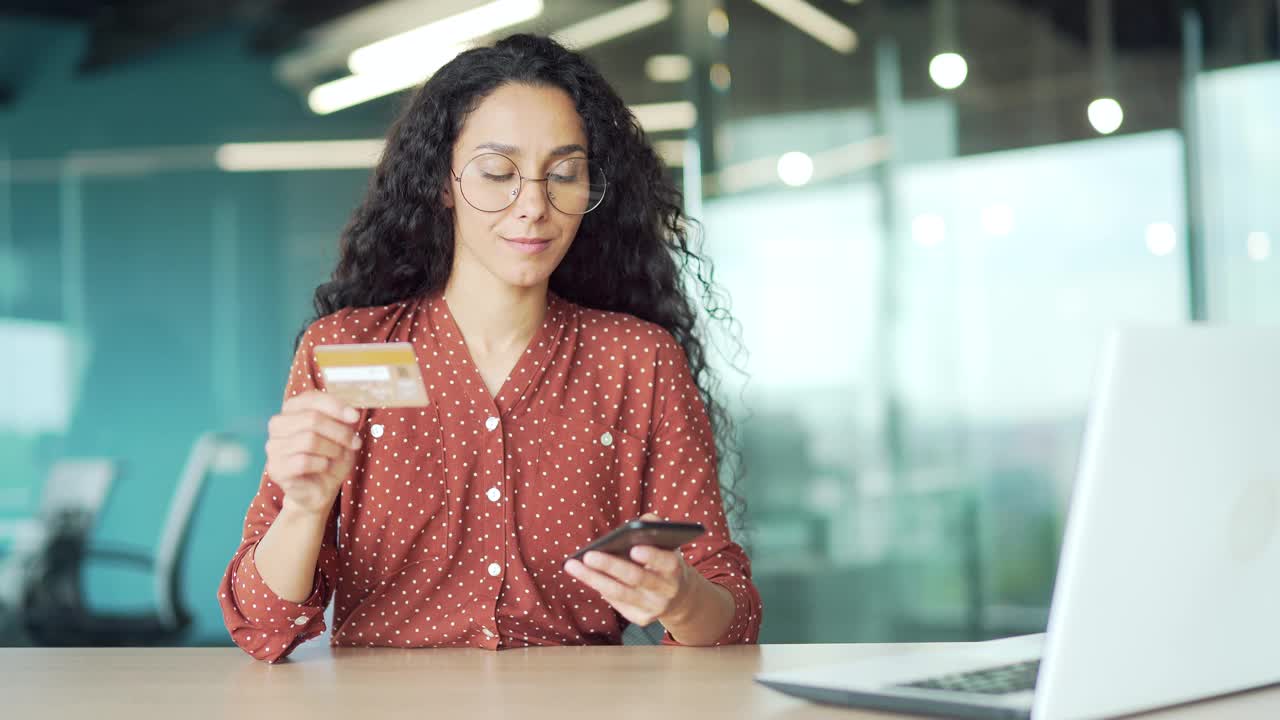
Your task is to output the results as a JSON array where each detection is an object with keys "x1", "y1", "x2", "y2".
[
  {"x1": 643, "y1": 336, "x2": 763, "y2": 646},
  {"x1": 217, "y1": 322, "x2": 339, "y2": 663}
]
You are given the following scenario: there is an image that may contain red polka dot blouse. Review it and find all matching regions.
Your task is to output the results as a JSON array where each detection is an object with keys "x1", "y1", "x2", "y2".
[{"x1": 218, "y1": 291, "x2": 761, "y2": 662}]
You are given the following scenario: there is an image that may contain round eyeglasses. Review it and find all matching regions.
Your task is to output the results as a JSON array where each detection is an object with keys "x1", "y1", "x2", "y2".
[{"x1": 450, "y1": 153, "x2": 607, "y2": 215}]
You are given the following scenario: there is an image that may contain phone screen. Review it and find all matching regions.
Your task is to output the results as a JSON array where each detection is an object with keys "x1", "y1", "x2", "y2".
[{"x1": 569, "y1": 520, "x2": 705, "y2": 561}]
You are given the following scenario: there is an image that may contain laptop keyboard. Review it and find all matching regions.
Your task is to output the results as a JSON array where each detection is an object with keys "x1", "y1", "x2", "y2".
[{"x1": 897, "y1": 659, "x2": 1040, "y2": 696}]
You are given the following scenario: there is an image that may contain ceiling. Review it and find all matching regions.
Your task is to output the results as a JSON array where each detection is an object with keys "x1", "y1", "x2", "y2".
[
  {"x1": 0, "y1": 0, "x2": 1253, "y2": 70},
  {"x1": 0, "y1": 0, "x2": 1273, "y2": 154},
  {"x1": 0, "y1": 0, "x2": 372, "y2": 71}
]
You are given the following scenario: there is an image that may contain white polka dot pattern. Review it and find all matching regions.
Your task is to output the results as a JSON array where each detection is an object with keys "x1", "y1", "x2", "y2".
[{"x1": 217, "y1": 292, "x2": 762, "y2": 662}]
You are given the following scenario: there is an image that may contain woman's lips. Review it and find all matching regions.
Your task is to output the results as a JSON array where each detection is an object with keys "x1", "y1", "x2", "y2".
[{"x1": 504, "y1": 237, "x2": 552, "y2": 255}]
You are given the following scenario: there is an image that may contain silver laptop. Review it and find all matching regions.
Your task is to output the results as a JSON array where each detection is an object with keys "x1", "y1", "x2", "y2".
[{"x1": 757, "y1": 327, "x2": 1280, "y2": 719}]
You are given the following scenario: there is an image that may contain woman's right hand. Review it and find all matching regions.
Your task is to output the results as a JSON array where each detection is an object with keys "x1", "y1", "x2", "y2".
[{"x1": 265, "y1": 390, "x2": 362, "y2": 517}]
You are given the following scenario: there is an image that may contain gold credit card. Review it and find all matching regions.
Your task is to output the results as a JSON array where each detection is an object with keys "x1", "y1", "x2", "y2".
[{"x1": 313, "y1": 342, "x2": 430, "y2": 408}]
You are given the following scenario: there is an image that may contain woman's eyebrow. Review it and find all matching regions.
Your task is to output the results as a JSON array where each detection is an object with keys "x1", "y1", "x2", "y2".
[
  {"x1": 473, "y1": 142, "x2": 587, "y2": 157},
  {"x1": 547, "y1": 143, "x2": 588, "y2": 157},
  {"x1": 474, "y1": 141, "x2": 519, "y2": 154}
]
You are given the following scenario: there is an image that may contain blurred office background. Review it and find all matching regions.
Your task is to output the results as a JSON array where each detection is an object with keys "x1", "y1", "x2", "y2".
[{"x1": 0, "y1": 0, "x2": 1276, "y2": 646}]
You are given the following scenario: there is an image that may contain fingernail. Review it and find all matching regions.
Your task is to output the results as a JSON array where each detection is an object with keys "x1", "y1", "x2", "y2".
[
  {"x1": 343, "y1": 408, "x2": 359, "y2": 422},
  {"x1": 351, "y1": 436, "x2": 362, "y2": 449}
]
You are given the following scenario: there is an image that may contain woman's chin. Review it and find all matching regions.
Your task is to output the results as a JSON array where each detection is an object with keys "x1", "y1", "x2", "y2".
[
  {"x1": 499, "y1": 265, "x2": 554, "y2": 290},
  {"x1": 495, "y1": 249, "x2": 567, "y2": 290}
]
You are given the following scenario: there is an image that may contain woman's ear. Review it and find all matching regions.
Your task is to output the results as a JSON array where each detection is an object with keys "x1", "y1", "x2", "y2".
[{"x1": 441, "y1": 183, "x2": 455, "y2": 209}]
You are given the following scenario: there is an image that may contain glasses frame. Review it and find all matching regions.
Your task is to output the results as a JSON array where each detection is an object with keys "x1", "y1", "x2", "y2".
[{"x1": 449, "y1": 152, "x2": 608, "y2": 216}]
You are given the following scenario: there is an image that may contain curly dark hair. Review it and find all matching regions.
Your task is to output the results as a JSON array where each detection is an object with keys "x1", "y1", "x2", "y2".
[{"x1": 304, "y1": 33, "x2": 746, "y2": 529}]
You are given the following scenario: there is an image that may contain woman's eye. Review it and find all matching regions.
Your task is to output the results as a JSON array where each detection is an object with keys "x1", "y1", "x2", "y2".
[
  {"x1": 549, "y1": 173, "x2": 578, "y2": 183},
  {"x1": 482, "y1": 172, "x2": 515, "y2": 182}
]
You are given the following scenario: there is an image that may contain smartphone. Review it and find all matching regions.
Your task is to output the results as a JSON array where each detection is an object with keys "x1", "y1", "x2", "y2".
[{"x1": 568, "y1": 520, "x2": 706, "y2": 561}]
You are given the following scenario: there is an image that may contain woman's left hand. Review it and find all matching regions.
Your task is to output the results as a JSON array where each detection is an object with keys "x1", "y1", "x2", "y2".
[{"x1": 564, "y1": 517, "x2": 701, "y2": 627}]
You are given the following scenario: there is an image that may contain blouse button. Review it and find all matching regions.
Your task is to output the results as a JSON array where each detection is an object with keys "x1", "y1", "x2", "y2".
[
  {"x1": 293, "y1": 615, "x2": 308, "y2": 626},
  {"x1": 600, "y1": 432, "x2": 613, "y2": 447},
  {"x1": 370, "y1": 424, "x2": 384, "y2": 439},
  {"x1": 486, "y1": 487, "x2": 501, "y2": 502},
  {"x1": 485, "y1": 416, "x2": 500, "y2": 431},
  {"x1": 487, "y1": 562, "x2": 502, "y2": 577}
]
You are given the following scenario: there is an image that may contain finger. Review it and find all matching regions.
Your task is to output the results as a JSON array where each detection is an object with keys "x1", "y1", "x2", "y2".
[
  {"x1": 565, "y1": 558, "x2": 657, "y2": 610},
  {"x1": 639, "y1": 512, "x2": 662, "y2": 521},
  {"x1": 611, "y1": 600, "x2": 658, "y2": 628},
  {"x1": 628, "y1": 545, "x2": 681, "y2": 575},
  {"x1": 270, "y1": 410, "x2": 361, "y2": 450},
  {"x1": 273, "y1": 472, "x2": 321, "y2": 497},
  {"x1": 282, "y1": 390, "x2": 360, "y2": 425},
  {"x1": 268, "y1": 432, "x2": 352, "y2": 462},
  {"x1": 269, "y1": 454, "x2": 341, "y2": 492},
  {"x1": 582, "y1": 551, "x2": 674, "y2": 595},
  {"x1": 283, "y1": 452, "x2": 352, "y2": 491},
  {"x1": 294, "y1": 430, "x2": 358, "y2": 459},
  {"x1": 279, "y1": 453, "x2": 331, "y2": 478},
  {"x1": 326, "y1": 448, "x2": 358, "y2": 484}
]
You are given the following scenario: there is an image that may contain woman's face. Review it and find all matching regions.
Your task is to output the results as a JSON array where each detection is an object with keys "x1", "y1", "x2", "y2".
[{"x1": 445, "y1": 82, "x2": 590, "y2": 290}]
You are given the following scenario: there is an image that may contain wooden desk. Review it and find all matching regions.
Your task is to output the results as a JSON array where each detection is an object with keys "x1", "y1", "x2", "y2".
[{"x1": 2, "y1": 643, "x2": 1277, "y2": 718}]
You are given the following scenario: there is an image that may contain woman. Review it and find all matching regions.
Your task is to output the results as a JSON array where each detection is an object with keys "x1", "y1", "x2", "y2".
[{"x1": 218, "y1": 34, "x2": 761, "y2": 663}]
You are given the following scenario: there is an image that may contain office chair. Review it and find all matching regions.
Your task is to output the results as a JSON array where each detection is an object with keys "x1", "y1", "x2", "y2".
[
  {"x1": 20, "y1": 432, "x2": 244, "y2": 646},
  {"x1": 0, "y1": 459, "x2": 117, "y2": 645},
  {"x1": 622, "y1": 621, "x2": 665, "y2": 645}
]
